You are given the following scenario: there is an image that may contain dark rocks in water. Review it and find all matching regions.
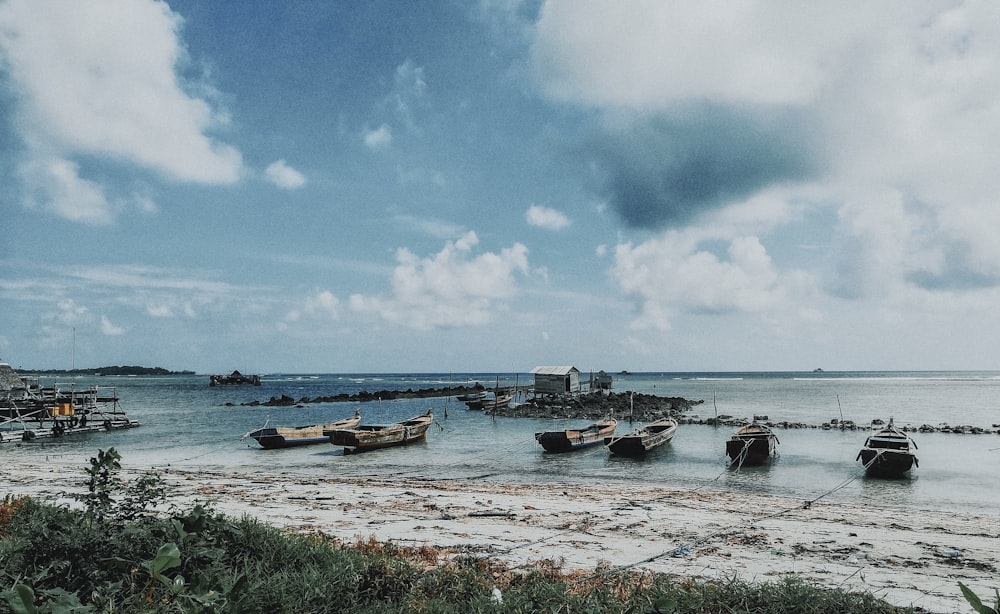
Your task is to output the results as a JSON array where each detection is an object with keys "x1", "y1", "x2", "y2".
[
  {"x1": 243, "y1": 384, "x2": 483, "y2": 407},
  {"x1": 488, "y1": 391, "x2": 703, "y2": 422}
]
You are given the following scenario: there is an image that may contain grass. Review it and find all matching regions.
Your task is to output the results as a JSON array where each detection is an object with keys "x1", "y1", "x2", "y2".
[{"x1": 0, "y1": 449, "x2": 927, "y2": 612}]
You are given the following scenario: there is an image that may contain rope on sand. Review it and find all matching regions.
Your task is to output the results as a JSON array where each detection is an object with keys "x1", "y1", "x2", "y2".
[{"x1": 569, "y1": 450, "x2": 892, "y2": 585}]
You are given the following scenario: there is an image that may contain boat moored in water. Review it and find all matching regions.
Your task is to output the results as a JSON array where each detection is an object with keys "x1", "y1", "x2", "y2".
[
  {"x1": 466, "y1": 391, "x2": 513, "y2": 411},
  {"x1": 244, "y1": 409, "x2": 361, "y2": 449},
  {"x1": 605, "y1": 418, "x2": 678, "y2": 457},
  {"x1": 857, "y1": 417, "x2": 918, "y2": 477},
  {"x1": 326, "y1": 409, "x2": 433, "y2": 453},
  {"x1": 535, "y1": 418, "x2": 617, "y2": 453},
  {"x1": 726, "y1": 421, "x2": 779, "y2": 466}
]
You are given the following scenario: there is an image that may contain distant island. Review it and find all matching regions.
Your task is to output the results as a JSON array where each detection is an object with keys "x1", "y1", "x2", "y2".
[{"x1": 20, "y1": 366, "x2": 195, "y2": 376}]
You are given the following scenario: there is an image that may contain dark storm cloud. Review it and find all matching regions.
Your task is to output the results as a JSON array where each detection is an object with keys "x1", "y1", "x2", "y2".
[
  {"x1": 906, "y1": 245, "x2": 1000, "y2": 291},
  {"x1": 584, "y1": 106, "x2": 819, "y2": 228}
]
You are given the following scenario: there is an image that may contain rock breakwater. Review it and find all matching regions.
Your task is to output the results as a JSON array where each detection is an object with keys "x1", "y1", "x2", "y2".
[
  {"x1": 234, "y1": 384, "x2": 483, "y2": 408},
  {"x1": 487, "y1": 391, "x2": 702, "y2": 421}
]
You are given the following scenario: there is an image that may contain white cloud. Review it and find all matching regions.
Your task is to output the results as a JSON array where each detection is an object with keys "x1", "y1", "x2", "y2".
[
  {"x1": 18, "y1": 157, "x2": 113, "y2": 225},
  {"x1": 388, "y1": 59, "x2": 428, "y2": 131},
  {"x1": 363, "y1": 124, "x2": 393, "y2": 150},
  {"x1": 147, "y1": 304, "x2": 174, "y2": 318},
  {"x1": 100, "y1": 315, "x2": 125, "y2": 336},
  {"x1": 532, "y1": 1, "x2": 862, "y2": 108},
  {"x1": 0, "y1": 0, "x2": 243, "y2": 222},
  {"x1": 133, "y1": 193, "x2": 159, "y2": 214},
  {"x1": 349, "y1": 231, "x2": 529, "y2": 329},
  {"x1": 533, "y1": 1, "x2": 1000, "y2": 315},
  {"x1": 390, "y1": 215, "x2": 465, "y2": 239},
  {"x1": 304, "y1": 290, "x2": 340, "y2": 320},
  {"x1": 36, "y1": 299, "x2": 92, "y2": 348},
  {"x1": 525, "y1": 204, "x2": 570, "y2": 230},
  {"x1": 264, "y1": 159, "x2": 307, "y2": 189},
  {"x1": 613, "y1": 231, "x2": 783, "y2": 331}
]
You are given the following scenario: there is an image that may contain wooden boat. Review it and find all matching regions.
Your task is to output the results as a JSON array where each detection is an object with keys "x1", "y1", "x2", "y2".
[
  {"x1": 457, "y1": 390, "x2": 486, "y2": 403},
  {"x1": 326, "y1": 409, "x2": 433, "y2": 453},
  {"x1": 605, "y1": 418, "x2": 678, "y2": 457},
  {"x1": 726, "y1": 421, "x2": 778, "y2": 466},
  {"x1": 455, "y1": 383, "x2": 485, "y2": 402},
  {"x1": 466, "y1": 391, "x2": 512, "y2": 411},
  {"x1": 856, "y1": 417, "x2": 918, "y2": 477},
  {"x1": 535, "y1": 418, "x2": 617, "y2": 453},
  {"x1": 244, "y1": 410, "x2": 361, "y2": 449}
]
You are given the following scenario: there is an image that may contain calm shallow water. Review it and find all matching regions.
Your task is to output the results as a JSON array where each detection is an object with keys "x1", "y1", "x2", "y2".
[{"x1": 5, "y1": 371, "x2": 999, "y2": 515}]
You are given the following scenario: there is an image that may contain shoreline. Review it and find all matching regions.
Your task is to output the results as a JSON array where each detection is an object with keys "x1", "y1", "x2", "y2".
[
  {"x1": 236, "y1": 387, "x2": 1000, "y2": 434},
  {"x1": 3, "y1": 457, "x2": 996, "y2": 613}
]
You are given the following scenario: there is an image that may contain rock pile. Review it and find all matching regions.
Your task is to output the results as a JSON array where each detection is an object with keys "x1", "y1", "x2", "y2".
[{"x1": 488, "y1": 391, "x2": 702, "y2": 421}]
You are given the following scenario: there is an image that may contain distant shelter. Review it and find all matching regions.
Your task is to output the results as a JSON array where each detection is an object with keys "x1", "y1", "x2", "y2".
[
  {"x1": 592, "y1": 370, "x2": 613, "y2": 391},
  {"x1": 530, "y1": 366, "x2": 581, "y2": 396}
]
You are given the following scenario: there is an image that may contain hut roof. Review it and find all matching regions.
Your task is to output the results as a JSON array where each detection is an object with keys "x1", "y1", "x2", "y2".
[{"x1": 530, "y1": 366, "x2": 579, "y2": 376}]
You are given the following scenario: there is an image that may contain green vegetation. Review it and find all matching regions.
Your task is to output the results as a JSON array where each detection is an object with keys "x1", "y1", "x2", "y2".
[
  {"x1": 960, "y1": 582, "x2": 999, "y2": 614},
  {"x1": 1, "y1": 449, "x2": 920, "y2": 612},
  {"x1": 21, "y1": 366, "x2": 195, "y2": 376}
]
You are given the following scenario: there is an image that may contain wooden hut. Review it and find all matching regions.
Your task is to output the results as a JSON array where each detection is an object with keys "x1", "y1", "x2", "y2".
[{"x1": 530, "y1": 366, "x2": 581, "y2": 396}]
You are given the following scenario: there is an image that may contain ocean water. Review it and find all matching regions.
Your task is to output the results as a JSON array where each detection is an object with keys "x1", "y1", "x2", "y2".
[{"x1": 5, "y1": 371, "x2": 1000, "y2": 515}]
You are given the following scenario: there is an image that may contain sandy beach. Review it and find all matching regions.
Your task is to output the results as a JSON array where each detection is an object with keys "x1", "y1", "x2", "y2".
[{"x1": 3, "y1": 457, "x2": 996, "y2": 613}]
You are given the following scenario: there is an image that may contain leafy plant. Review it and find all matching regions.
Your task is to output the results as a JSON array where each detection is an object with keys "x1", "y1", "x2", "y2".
[
  {"x1": 80, "y1": 448, "x2": 122, "y2": 522},
  {"x1": 1, "y1": 584, "x2": 88, "y2": 614},
  {"x1": 960, "y1": 582, "x2": 999, "y2": 614}
]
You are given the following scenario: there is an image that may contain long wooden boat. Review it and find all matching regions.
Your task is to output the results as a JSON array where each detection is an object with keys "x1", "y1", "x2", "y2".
[
  {"x1": 245, "y1": 410, "x2": 361, "y2": 449},
  {"x1": 456, "y1": 387, "x2": 486, "y2": 402},
  {"x1": 326, "y1": 409, "x2": 433, "y2": 453},
  {"x1": 466, "y1": 391, "x2": 512, "y2": 411},
  {"x1": 535, "y1": 418, "x2": 617, "y2": 453},
  {"x1": 605, "y1": 418, "x2": 678, "y2": 457},
  {"x1": 726, "y1": 421, "x2": 778, "y2": 466},
  {"x1": 856, "y1": 417, "x2": 918, "y2": 477}
]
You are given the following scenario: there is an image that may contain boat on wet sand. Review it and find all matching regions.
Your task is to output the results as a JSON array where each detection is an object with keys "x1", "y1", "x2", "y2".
[
  {"x1": 244, "y1": 410, "x2": 361, "y2": 449},
  {"x1": 605, "y1": 418, "x2": 678, "y2": 457},
  {"x1": 726, "y1": 421, "x2": 779, "y2": 466},
  {"x1": 326, "y1": 409, "x2": 433, "y2": 454},
  {"x1": 857, "y1": 417, "x2": 918, "y2": 477},
  {"x1": 535, "y1": 418, "x2": 617, "y2": 453}
]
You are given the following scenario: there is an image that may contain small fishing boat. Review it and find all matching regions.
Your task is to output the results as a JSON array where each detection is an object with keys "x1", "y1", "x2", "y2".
[
  {"x1": 244, "y1": 410, "x2": 361, "y2": 449},
  {"x1": 605, "y1": 418, "x2": 678, "y2": 457},
  {"x1": 457, "y1": 390, "x2": 486, "y2": 403},
  {"x1": 326, "y1": 409, "x2": 433, "y2": 454},
  {"x1": 535, "y1": 418, "x2": 617, "y2": 453},
  {"x1": 856, "y1": 417, "x2": 918, "y2": 477},
  {"x1": 467, "y1": 391, "x2": 512, "y2": 411},
  {"x1": 726, "y1": 421, "x2": 779, "y2": 466}
]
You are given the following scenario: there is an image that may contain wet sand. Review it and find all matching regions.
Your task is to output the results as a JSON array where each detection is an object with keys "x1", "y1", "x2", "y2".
[{"x1": 3, "y1": 458, "x2": 996, "y2": 613}]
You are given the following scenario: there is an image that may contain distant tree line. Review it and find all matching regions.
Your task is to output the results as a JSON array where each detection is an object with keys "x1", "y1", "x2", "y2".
[{"x1": 21, "y1": 366, "x2": 195, "y2": 376}]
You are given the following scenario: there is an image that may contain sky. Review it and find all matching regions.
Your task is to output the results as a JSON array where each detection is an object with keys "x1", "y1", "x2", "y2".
[{"x1": 2, "y1": 0, "x2": 1000, "y2": 374}]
